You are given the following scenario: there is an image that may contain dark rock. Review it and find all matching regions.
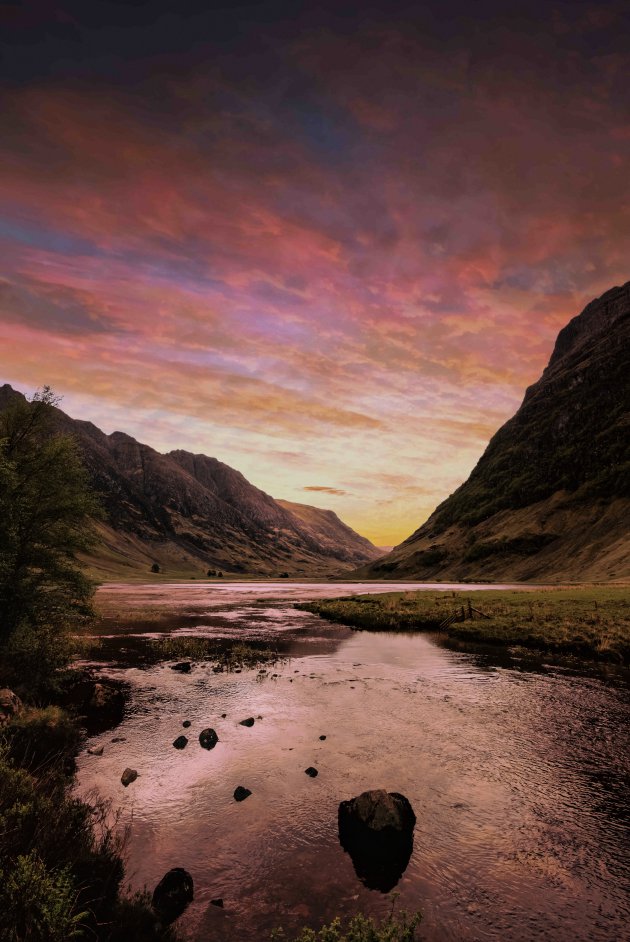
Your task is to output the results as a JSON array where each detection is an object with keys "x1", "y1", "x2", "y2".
[
  {"x1": 221, "y1": 713, "x2": 227, "y2": 718},
  {"x1": 87, "y1": 745, "x2": 104, "y2": 756},
  {"x1": 0, "y1": 689, "x2": 23, "y2": 727},
  {"x1": 234, "y1": 786, "x2": 251, "y2": 802},
  {"x1": 338, "y1": 789, "x2": 416, "y2": 892},
  {"x1": 182, "y1": 720, "x2": 191, "y2": 728},
  {"x1": 152, "y1": 867, "x2": 194, "y2": 923},
  {"x1": 170, "y1": 662, "x2": 192, "y2": 673},
  {"x1": 173, "y1": 735, "x2": 188, "y2": 750},
  {"x1": 211, "y1": 898, "x2": 224, "y2": 908},
  {"x1": 199, "y1": 728, "x2": 218, "y2": 749},
  {"x1": 59, "y1": 672, "x2": 127, "y2": 735},
  {"x1": 319, "y1": 735, "x2": 327, "y2": 741},
  {"x1": 239, "y1": 717, "x2": 255, "y2": 727},
  {"x1": 85, "y1": 679, "x2": 126, "y2": 734},
  {"x1": 121, "y1": 768, "x2": 138, "y2": 787},
  {"x1": 305, "y1": 767, "x2": 318, "y2": 777}
]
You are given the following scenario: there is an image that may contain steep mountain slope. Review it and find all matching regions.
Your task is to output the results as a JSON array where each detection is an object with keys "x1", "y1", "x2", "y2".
[
  {"x1": 276, "y1": 499, "x2": 378, "y2": 561},
  {"x1": 360, "y1": 281, "x2": 630, "y2": 582},
  {"x1": 0, "y1": 386, "x2": 380, "y2": 578}
]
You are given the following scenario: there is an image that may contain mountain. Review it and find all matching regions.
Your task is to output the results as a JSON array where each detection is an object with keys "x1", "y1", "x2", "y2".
[
  {"x1": 359, "y1": 281, "x2": 630, "y2": 582},
  {"x1": 0, "y1": 385, "x2": 380, "y2": 578}
]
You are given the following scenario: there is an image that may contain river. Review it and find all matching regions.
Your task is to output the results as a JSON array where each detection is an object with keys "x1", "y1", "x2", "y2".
[{"x1": 76, "y1": 582, "x2": 630, "y2": 941}]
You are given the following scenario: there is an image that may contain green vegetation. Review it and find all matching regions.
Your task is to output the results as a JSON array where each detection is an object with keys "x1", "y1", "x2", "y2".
[
  {"x1": 0, "y1": 736, "x2": 179, "y2": 941},
  {"x1": 0, "y1": 387, "x2": 100, "y2": 695},
  {"x1": 271, "y1": 909, "x2": 421, "y2": 942},
  {"x1": 299, "y1": 587, "x2": 630, "y2": 662}
]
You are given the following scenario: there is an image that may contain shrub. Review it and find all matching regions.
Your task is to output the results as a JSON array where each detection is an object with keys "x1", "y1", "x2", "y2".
[{"x1": 0, "y1": 851, "x2": 87, "y2": 942}]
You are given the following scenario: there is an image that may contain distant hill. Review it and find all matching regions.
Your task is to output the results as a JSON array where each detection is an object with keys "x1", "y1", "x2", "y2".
[
  {"x1": 359, "y1": 281, "x2": 630, "y2": 582},
  {"x1": 0, "y1": 386, "x2": 380, "y2": 579}
]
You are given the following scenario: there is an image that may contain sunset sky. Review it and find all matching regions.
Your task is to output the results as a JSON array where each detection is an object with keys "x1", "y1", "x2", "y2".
[{"x1": 1, "y1": 0, "x2": 629, "y2": 545}]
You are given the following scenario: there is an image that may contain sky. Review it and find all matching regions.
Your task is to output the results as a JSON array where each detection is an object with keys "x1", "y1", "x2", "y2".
[{"x1": 1, "y1": 0, "x2": 629, "y2": 546}]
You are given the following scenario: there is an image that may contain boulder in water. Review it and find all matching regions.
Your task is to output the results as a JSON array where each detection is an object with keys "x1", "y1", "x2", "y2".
[
  {"x1": 199, "y1": 728, "x2": 218, "y2": 749},
  {"x1": 121, "y1": 768, "x2": 138, "y2": 787},
  {"x1": 338, "y1": 789, "x2": 416, "y2": 892},
  {"x1": 152, "y1": 867, "x2": 194, "y2": 922}
]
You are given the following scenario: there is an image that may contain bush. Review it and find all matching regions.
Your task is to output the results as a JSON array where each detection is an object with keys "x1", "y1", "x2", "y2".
[{"x1": 0, "y1": 851, "x2": 87, "y2": 942}]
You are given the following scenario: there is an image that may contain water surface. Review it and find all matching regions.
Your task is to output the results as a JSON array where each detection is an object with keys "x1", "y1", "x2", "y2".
[{"x1": 77, "y1": 582, "x2": 630, "y2": 941}]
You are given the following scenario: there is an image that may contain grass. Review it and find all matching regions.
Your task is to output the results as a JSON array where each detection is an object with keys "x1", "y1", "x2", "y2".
[
  {"x1": 298, "y1": 586, "x2": 630, "y2": 662},
  {"x1": 149, "y1": 638, "x2": 284, "y2": 671},
  {"x1": 270, "y1": 909, "x2": 421, "y2": 941}
]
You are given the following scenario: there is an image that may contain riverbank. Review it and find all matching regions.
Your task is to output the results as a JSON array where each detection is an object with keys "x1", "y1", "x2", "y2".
[{"x1": 297, "y1": 586, "x2": 630, "y2": 662}]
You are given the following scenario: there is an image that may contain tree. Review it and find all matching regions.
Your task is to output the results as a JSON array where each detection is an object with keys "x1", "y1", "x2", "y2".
[{"x1": 0, "y1": 387, "x2": 101, "y2": 690}]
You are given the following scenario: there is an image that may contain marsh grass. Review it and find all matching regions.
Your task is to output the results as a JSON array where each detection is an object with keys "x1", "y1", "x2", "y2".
[
  {"x1": 298, "y1": 587, "x2": 630, "y2": 661},
  {"x1": 150, "y1": 637, "x2": 284, "y2": 671}
]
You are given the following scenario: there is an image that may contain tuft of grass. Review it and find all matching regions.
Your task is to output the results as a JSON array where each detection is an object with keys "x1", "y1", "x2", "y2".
[
  {"x1": 298, "y1": 586, "x2": 630, "y2": 662},
  {"x1": 150, "y1": 637, "x2": 283, "y2": 671},
  {"x1": 271, "y1": 909, "x2": 421, "y2": 941}
]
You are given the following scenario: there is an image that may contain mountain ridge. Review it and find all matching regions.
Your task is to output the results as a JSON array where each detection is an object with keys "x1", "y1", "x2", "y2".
[
  {"x1": 0, "y1": 384, "x2": 380, "y2": 578},
  {"x1": 358, "y1": 281, "x2": 630, "y2": 582}
]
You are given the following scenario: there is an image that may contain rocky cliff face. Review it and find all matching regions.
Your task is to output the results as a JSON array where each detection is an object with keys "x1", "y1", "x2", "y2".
[
  {"x1": 0, "y1": 386, "x2": 380, "y2": 578},
  {"x1": 359, "y1": 282, "x2": 630, "y2": 582}
]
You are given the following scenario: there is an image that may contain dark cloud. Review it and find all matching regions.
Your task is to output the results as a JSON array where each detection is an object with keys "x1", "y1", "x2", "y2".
[{"x1": 0, "y1": 277, "x2": 118, "y2": 336}]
